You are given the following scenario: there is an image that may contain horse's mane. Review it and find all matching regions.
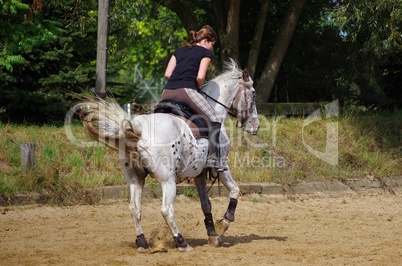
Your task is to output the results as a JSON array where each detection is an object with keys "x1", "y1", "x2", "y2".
[
  {"x1": 221, "y1": 58, "x2": 242, "y2": 79},
  {"x1": 209, "y1": 58, "x2": 253, "y2": 87}
]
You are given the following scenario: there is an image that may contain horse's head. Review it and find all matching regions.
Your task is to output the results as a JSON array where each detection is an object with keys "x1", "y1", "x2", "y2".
[
  {"x1": 230, "y1": 68, "x2": 260, "y2": 135},
  {"x1": 203, "y1": 59, "x2": 260, "y2": 135}
]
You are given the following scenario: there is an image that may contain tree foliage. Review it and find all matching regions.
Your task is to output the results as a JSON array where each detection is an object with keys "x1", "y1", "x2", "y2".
[
  {"x1": 106, "y1": 0, "x2": 186, "y2": 104},
  {"x1": 0, "y1": 0, "x2": 98, "y2": 124},
  {"x1": 329, "y1": 0, "x2": 402, "y2": 106},
  {"x1": 0, "y1": 0, "x2": 185, "y2": 124},
  {"x1": 1, "y1": 0, "x2": 401, "y2": 125},
  {"x1": 331, "y1": 0, "x2": 402, "y2": 62},
  {"x1": 157, "y1": 0, "x2": 402, "y2": 108}
]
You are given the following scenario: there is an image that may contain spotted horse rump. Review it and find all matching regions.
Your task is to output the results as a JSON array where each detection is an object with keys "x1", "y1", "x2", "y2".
[{"x1": 153, "y1": 99, "x2": 209, "y2": 139}]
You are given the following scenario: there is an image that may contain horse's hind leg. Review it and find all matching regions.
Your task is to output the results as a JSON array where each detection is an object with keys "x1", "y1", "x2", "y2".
[
  {"x1": 215, "y1": 169, "x2": 240, "y2": 236},
  {"x1": 194, "y1": 171, "x2": 222, "y2": 247},
  {"x1": 129, "y1": 181, "x2": 150, "y2": 252},
  {"x1": 121, "y1": 160, "x2": 150, "y2": 252},
  {"x1": 160, "y1": 180, "x2": 193, "y2": 252}
]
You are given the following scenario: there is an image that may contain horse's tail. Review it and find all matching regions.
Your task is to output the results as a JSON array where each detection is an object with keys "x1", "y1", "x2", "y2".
[{"x1": 73, "y1": 96, "x2": 144, "y2": 172}]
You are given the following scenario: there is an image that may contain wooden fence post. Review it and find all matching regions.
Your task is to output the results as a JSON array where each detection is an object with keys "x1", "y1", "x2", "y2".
[
  {"x1": 20, "y1": 142, "x2": 35, "y2": 172},
  {"x1": 95, "y1": 0, "x2": 110, "y2": 99}
]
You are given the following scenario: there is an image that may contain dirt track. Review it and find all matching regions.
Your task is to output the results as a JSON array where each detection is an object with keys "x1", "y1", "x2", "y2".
[{"x1": 1, "y1": 189, "x2": 402, "y2": 265}]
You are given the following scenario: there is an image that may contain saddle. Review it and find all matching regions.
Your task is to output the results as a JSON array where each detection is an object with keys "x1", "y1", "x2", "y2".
[{"x1": 153, "y1": 99, "x2": 209, "y2": 139}]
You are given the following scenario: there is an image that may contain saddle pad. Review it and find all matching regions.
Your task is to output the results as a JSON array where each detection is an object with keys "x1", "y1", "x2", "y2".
[{"x1": 169, "y1": 113, "x2": 207, "y2": 139}]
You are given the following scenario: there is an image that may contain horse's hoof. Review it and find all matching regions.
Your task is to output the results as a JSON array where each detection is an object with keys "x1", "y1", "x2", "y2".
[
  {"x1": 208, "y1": 235, "x2": 223, "y2": 247},
  {"x1": 137, "y1": 247, "x2": 150, "y2": 253},
  {"x1": 215, "y1": 217, "x2": 230, "y2": 236},
  {"x1": 177, "y1": 245, "x2": 193, "y2": 252},
  {"x1": 136, "y1": 234, "x2": 150, "y2": 252},
  {"x1": 174, "y1": 233, "x2": 192, "y2": 252}
]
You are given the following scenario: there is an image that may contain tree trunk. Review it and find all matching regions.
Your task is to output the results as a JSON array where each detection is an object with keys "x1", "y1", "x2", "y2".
[
  {"x1": 256, "y1": 0, "x2": 307, "y2": 103},
  {"x1": 157, "y1": 0, "x2": 198, "y2": 32},
  {"x1": 158, "y1": 0, "x2": 219, "y2": 74},
  {"x1": 247, "y1": 0, "x2": 270, "y2": 78},
  {"x1": 211, "y1": 0, "x2": 227, "y2": 38},
  {"x1": 220, "y1": 0, "x2": 241, "y2": 63}
]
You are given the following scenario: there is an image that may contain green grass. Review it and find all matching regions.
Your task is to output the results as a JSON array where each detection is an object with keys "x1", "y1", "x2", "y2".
[
  {"x1": 226, "y1": 110, "x2": 401, "y2": 184},
  {"x1": 183, "y1": 188, "x2": 199, "y2": 198},
  {"x1": 0, "y1": 124, "x2": 125, "y2": 200},
  {"x1": 0, "y1": 110, "x2": 401, "y2": 203}
]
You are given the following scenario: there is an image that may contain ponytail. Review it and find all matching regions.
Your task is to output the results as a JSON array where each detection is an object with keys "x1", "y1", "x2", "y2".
[{"x1": 182, "y1": 25, "x2": 217, "y2": 47}]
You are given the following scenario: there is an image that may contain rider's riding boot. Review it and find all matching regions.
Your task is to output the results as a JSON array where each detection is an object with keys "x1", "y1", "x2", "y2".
[{"x1": 206, "y1": 122, "x2": 228, "y2": 172}]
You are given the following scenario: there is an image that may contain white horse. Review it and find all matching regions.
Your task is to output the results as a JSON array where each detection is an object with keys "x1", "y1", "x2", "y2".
[{"x1": 74, "y1": 59, "x2": 260, "y2": 252}]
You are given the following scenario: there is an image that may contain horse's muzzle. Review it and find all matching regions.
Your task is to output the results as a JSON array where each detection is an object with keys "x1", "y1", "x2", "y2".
[{"x1": 244, "y1": 122, "x2": 259, "y2": 135}]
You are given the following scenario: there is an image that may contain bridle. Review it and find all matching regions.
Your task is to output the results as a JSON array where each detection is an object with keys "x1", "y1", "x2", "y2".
[{"x1": 231, "y1": 85, "x2": 251, "y2": 124}]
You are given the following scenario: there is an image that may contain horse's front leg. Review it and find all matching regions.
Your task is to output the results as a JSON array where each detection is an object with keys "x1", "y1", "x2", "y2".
[
  {"x1": 121, "y1": 160, "x2": 150, "y2": 252},
  {"x1": 194, "y1": 170, "x2": 222, "y2": 247},
  {"x1": 214, "y1": 168, "x2": 240, "y2": 236},
  {"x1": 160, "y1": 180, "x2": 193, "y2": 252}
]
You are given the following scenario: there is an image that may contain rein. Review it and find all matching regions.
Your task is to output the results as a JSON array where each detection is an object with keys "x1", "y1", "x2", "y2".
[
  {"x1": 199, "y1": 90, "x2": 237, "y2": 117},
  {"x1": 199, "y1": 86, "x2": 251, "y2": 121}
]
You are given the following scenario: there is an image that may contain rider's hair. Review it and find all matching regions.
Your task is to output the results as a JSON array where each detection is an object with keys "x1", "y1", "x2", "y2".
[{"x1": 183, "y1": 25, "x2": 217, "y2": 47}]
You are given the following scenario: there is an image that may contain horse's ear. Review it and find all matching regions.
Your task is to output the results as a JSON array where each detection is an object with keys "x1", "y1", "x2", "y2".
[{"x1": 242, "y1": 68, "x2": 250, "y2": 82}]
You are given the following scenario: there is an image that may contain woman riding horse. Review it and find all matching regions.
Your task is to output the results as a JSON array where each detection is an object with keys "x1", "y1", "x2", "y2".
[{"x1": 162, "y1": 25, "x2": 227, "y2": 172}]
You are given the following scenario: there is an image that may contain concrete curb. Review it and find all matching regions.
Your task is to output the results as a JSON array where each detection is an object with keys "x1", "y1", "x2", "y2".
[
  {"x1": 101, "y1": 176, "x2": 402, "y2": 201},
  {"x1": 2, "y1": 177, "x2": 400, "y2": 206}
]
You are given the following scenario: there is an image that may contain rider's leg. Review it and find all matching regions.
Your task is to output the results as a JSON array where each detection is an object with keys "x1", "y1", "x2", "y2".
[
  {"x1": 206, "y1": 122, "x2": 228, "y2": 172},
  {"x1": 163, "y1": 88, "x2": 227, "y2": 171}
]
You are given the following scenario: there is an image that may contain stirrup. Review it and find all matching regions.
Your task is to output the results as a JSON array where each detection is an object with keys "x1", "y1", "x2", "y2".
[{"x1": 206, "y1": 158, "x2": 228, "y2": 172}]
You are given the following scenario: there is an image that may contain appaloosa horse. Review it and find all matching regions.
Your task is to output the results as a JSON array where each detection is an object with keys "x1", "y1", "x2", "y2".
[{"x1": 73, "y1": 59, "x2": 260, "y2": 252}]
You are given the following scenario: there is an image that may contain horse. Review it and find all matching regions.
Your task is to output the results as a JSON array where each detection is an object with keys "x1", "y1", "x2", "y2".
[{"x1": 73, "y1": 59, "x2": 260, "y2": 252}]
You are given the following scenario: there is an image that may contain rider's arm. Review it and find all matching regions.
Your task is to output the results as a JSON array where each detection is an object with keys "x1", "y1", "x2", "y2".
[
  {"x1": 196, "y1": 57, "x2": 211, "y2": 90},
  {"x1": 164, "y1": 55, "x2": 177, "y2": 80}
]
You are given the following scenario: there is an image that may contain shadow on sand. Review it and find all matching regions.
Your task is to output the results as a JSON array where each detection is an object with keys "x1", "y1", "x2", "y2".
[
  {"x1": 124, "y1": 233, "x2": 287, "y2": 251},
  {"x1": 188, "y1": 233, "x2": 287, "y2": 248}
]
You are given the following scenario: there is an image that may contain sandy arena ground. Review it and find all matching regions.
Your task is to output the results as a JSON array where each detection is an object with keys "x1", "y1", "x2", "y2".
[{"x1": 1, "y1": 189, "x2": 401, "y2": 265}]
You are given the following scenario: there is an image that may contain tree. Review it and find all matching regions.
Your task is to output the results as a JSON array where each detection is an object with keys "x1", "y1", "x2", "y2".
[
  {"x1": 105, "y1": 0, "x2": 187, "y2": 104},
  {"x1": 0, "y1": 0, "x2": 186, "y2": 124},
  {"x1": 0, "y1": 0, "x2": 98, "y2": 124},
  {"x1": 255, "y1": 0, "x2": 306, "y2": 102},
  {"x1": 107, "y1": 0, "x2": 186, "y2": 82},
  {"x1": 154, "y1": 0, "x2": 402, "y2": 107},
  {"x1": 331, "y1": 0, "x2": 402, "y2": 63},
  {"x1": 329, "y1": 0, "x2": 402, "y2": 107},
  {"x1": 155, "y1": 0, "x2": 308, "y2": 102},
  {"x1": 2, "y1": 0, "x2": 400, "y2": 125},
  {"x1": 246, "y1": 0, "x2": 270, "y2": 78}
]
